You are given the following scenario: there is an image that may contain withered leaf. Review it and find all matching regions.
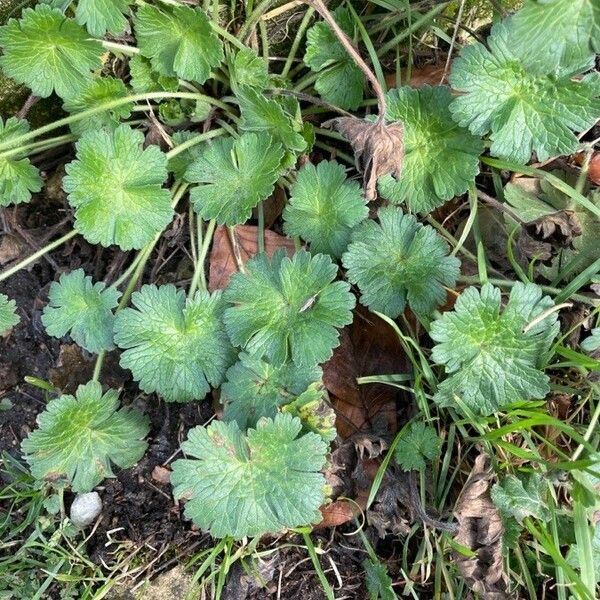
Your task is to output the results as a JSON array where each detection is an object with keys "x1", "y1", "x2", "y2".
[
  {"x1": 453, "y1": 453, "x2": 509, "y2": 600},
  {"x1": 323, "y1": 116, "x2": 404, "y2": 201},
  {"x1": 526, "y1": 210, "x2": 582, "y2": 249}
]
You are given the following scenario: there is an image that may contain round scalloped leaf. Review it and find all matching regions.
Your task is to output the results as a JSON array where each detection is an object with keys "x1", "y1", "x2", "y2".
[
  {"x1": 171, "y1": 413, "x2": 328, "y2": 539},
  {"x1": 41, "y1": 269, "x2": 120, "y2": 354},
  {"x1": 0, "y1": 117, "x2": 42, "y2": 207},
  {"x1": 581, "y1": 328, "x2": 600, "y2": 353},
  {"x1": 449, "y1": 21, "x2": 600, "y2": 164},
  {"x1": 114, "y1": 285, "x2": 235, "y2": 402},
  {"x1": 0, "y1": 293, "x2": 19, "y2": 334},
  {"x1": 186, "y1": 133, "x2": 284, "y2": 225},
  {"x1": 62, "y1": 77, "x2": 133, "y2": 136},
  {"x1": 224, "y1": 249, "x2": 355, "y2": 367},
  {"x1": 430, "y1": 283, "x2": 560, "y2": 416},
  {"x1": 21, "y1": 381, "x2": 149, "y2": 493},
  {"x1": 378, "y1": 86, "x2": 483, "y2": 213},
  {"x1": 63, "y1": 124, "x2": 173, "y2": 250},
  {"x1": 0, "y1": 4, "x2": 103, "y2": 99},
  {"x1": 342, "y1": 206, "x2": 460, "y2": 318},
  {"x1": 283, "y1": 161, "x2": 368, "y2": 259},
  {"x1": 394, "y1": 422, "x2": 441, "y2": 472},
  {"x1": 304, "y1": 7, "x2": 364, "y2": 111},
  {"x1": 221, "y1": 352, "x2": 323, "y2": 429},
  {"x1": 230, "y1": 47, "x2": 269, "y2": 91},
  {"x1": 75, "y1": 0, "x2": 133, "y2": 36},
  {"x1": 134, "y1": 4, "x2": 223, "y2": 84}
]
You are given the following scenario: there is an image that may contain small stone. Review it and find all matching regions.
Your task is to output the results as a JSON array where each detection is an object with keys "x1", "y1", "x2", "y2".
[
  {"x1": 70, "y1": 492, "x2": 102, "y2": 527},
  {"x1": 152, "y1": 465, "x2": 171, "y2": 484}
]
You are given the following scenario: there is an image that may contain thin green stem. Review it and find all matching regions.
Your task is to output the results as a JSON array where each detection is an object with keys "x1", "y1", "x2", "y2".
[
  {"x1": 0, "y1": 133, "x2": 78, "y2": 160},
  {"x1": 0, "y1": 230, "x2": 78, "y2": 283},
  {"x1": 210, "y1": 21, "x2": 248, "y2": 50},
  {"x1": 189, "y1": 218, "x2": 217, "y2": 297},
  {"x1": 281, "y1": 7, "x2": 315, "y2": 79},
  {"x1": 101, "y1": 40, "x2": 140, "y2": 55},
  {"x1": 165, "y1": 128, "x2": 226, "y2": 160}
]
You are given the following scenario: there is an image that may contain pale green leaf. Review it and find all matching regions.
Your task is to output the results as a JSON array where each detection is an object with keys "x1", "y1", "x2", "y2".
[
  {"x1": 342, "y1": 206, "x2": 460, "y2": 318},
  {"x1": 224, "y1": 249, "x2": 355, "y2": 367},
  {"x1": 230, "y1": 47, "x2": 269, "y2": 91},
  {"x1": 171, "y1": 413, "x2": 328, "y2": 539},
  {"x1": 491, "y1": 473, "x2": 550, "y2": 523},
  {"x1": 186, "y1": 132, "x2": 284, "y2": 225},
  {"x1": 283, "y1": 160, "x2": 368, "y2": 258},
  {"x1": 63, "y1": 124, "x2": 173, "y2": 250},
  {"x1": 221, "y1": 352, "x2": 322, "y2": 429},
  {"x1": 304, "y1": 7, "x2": 364, "y2": 111},
  {"x1": 378, "y1": 86, "x2": 483, "y2": 213},
  {"x1": 0, "y1": 117, "x2": 42, "y2": 207},
  {"x1": 430, "y1": 283, "x2": 560, "y2": 415},
  {"x1": 363, "y1": 558, "x2": 397, "y2": 600},
  {"x1": 0, "y1": 293, "x2": 19, "y2": 334},
  {"x1": 128, "y1": 54, "x2": 178, "y2": 93},
  {"x1": 581, "y1": 328, "x2": 600, "y2": 353},
  {"x1": 449, "y1": 22, "x2": 600, "y2": 163},
  {"x1": 41, "y1": 269, "x2": 120, "y2": 354},
  {"x1": 75, "y1": 0, "x2": 132, "y2": 36},
  {"x1": 394, "y1": 422, "x2": 441, "y2": 472},
  {"x1": 0, "y1": 4, "x2": 103, "y2": 98},
  {"x1": 134, "y1": 4, "x2": 223, "y2": 84},
  {"x1": 568, "y1": 522, "x2": 600, "y2": 583},
  {"x1": 281, "y1": 382, "x2": 336, "y2": 442},
  {"x1": 21, "y1": 381, "x2": 149, "y2": 493},
  {"x1": 114, "y1": 284, "x2": 235, "y2": 402}
]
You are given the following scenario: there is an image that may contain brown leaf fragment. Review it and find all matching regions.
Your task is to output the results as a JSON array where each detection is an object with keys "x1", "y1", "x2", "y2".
[
  {"x1": 526, "y1": 210, "x2": 582, "y2": 249},
  {"x1": 453, "y1": 453, "x2": 509, "y2": 600},
  {"x1": 208, "y1": 225, "x2": 295, "y2": 291},
  {"x1": 323, "y1": 117, "x2": 404, "y2": 201},
  {"x1": 151, "y1": 465, "x2": 171, "y2": 485},
  {"x1": 317, "y1": 500, "x2": 356, "y2": 528}
]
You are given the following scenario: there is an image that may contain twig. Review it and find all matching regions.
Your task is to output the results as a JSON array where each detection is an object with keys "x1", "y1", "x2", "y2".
[{"x1": 17, "y1": 94, "x2": 40, "y2": 119}]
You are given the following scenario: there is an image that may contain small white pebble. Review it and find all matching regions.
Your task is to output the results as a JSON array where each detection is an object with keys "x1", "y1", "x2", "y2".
[{"x1": 70, "y1": 492, "x2": 102, "y2": 527}]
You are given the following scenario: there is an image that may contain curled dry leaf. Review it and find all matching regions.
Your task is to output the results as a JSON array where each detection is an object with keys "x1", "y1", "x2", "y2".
[
  {"x1": 323, "y1": 116, "x2": 404, "y2": 201},
  {"x1": 453, "y1": 453, "x2": 509, "y2": 600},
  {"x1": 526, "y1": 210, "x2": 582, "y2": 249},
  {"x1": 208, "y1": 224, "x2": 295, "y2": 291}
]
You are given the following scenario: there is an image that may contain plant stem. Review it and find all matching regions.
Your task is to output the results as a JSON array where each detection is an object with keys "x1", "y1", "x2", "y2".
[
  {"x1": 281, "y1": 7, "x2": 315, "y2": 79},
  {"x1": 165, "y1": 128, "x2": 226, "y2": 160},
  {"x1": 0, "y1": 230, "x2": 77, "y2": 283},
  {"x1": 189, "y1": 218, "x2": 217, "y2": 297},
  {"x1": 101, "y1": 40, "x2": 140, "y2": 55}
]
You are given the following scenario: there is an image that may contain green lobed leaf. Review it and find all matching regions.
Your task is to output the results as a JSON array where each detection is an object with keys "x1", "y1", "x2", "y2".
[
  {"x1": 167, "y1": 131, "x2": 205, "y2": 181},
  {"x1": 221, "y1": 352, "x2": 322, "y2": 430},
  {"x1": 581, "y1": 328, "x2": 600, "y2": 353},
  {"x1": 0, "y1": 117, "x2": 42, "y2": 207},
  {"x1": 114, "y1": 284, "x2": 235, "y2": 402},
  {"x1": 304, "y1": 7, "x2": 364, "y2": 111},
  {"x1": 21, "y1": 381, "x2": 149, "y2": 493},
  {"x1": 75, "y1": 0, "x2": 132, "y2": 37},
  {"x1": 394, "y1": 422, "x2": 441, "y2": 472},
  {"x1": 283, "y1": 160, "x2": 368, "y2": 259},
  {"x1": 230, "y1": 47, "x2": 269, "y2": 91},
  {"x1": 63, "y1": 124, "x2": 173, "y2": 250},
  {"x1": 134, "y1": 4, "x2": 223, "y2": 84},
  {"x1": 224, "y1": 249, "x2": 355, "y2": 367},
  {"x1": 186, "y1": 132, "x2": 285, "y2": 226},
  {"x1": 449, "y1": 22, "x2": 600, "y2": 164},
  {"x1": 128, "y1": 54, "x2": 178, "y2": 93},
  {"x1": 62, "y1": 76, "x2": 133, "y2": 136},
  {"x1": 378, "y1": 86, "x2": 483, "y2": 213},
  {"x1": 171, "y1": 413, "x2": 328, "y2": 539},
  {"x1": 41, "y1": 269, "x2": 120, "y2": 354},
  {"x1": 342, "y1": 206, "x2": 460, "y2": 318},
  {"x1": 0, "y1": 293, "x2": 19, "y2": 334},
  {"x1": 491, "y1": 473, "x2": 550, "y2": 523},
  {"x1": 281, "y1": 383, "x2": 336, "y2": 442},
  {"x1": 363, "y1": 558, "x2": 397, "y2": 600},
  {"x1": 508, "y1": 0, "x2": 600, "y2": 71},
  {"x1": 0, "y1": 4, "x2": 103, "y2": 99},
  {"x1": 237, "y1": 86, "x2": 308, "y2": 154},
  {"x1": 430, "y1": 283, "x2": 560, "y2": 415}
]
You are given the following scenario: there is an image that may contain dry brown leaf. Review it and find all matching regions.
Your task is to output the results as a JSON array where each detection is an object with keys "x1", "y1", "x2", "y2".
[
  {"x1": 323, "y1": 306, "x2": 406, "y2": 439},
  {"x1": 316, "y1": 500, "x2": 356, "y2": 529},
  {"x1": 453, "y1": 453, "x2": 509, "y2": 600},
  {"x1": 208, "y1": 225, "x2": 295, "y2": 291},
  {"x1": 151, "y1": 465, "x2": 171, "y2": 485},
  {"x1": 323, "y1": 117, "x2": 404, "y2": 201},
  {"x1": 526, "y1": 210, "x2": 582, "y2": 249},
  {"x1": 385, "y1": 63, "x2": 447, "y2": 89}
]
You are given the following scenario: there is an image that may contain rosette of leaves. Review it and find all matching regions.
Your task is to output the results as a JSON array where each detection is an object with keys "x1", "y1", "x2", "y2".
[
  {"x1": 0, "y1": 117, "x2": 42, "y2": 207},
  {"x1": 283, "y1": 160, "x2": 368, "y2": 258},
  {"x1": 449, "y1": 21, "x2": 600, "y2": 164},
  {"x1": 224, "y1": 249, "x2": 355, "y2": 367},
  {"x1": 342, "y1": 206, "x2": 460, "y2": 318},
  {"x1": 42, "y1": 269, "x2": 120, "y2": 354},
  {"x1": 171, "y1": 413, "x2": 328, "y2": 539},
  {"x1": 394, "y1": 422, "x2": 441, "y2": 472},
  {"x1": 63, "y1": 124, "x2": 173, "y2": 250},
  {"x1": 304, "y1": 7, "x2": 364, "y2": 111},
  {"x1": 221, "y1": 352, "x2": 322, "y2": 429},
  {"x1": 114, "y1": 285, "x2": 235, "y2": 402},
  {"x1": 378, "y1": 86, "x2": 483, "y2": 213},
  {"x1": 0, "y1": 294, "x2": 19, "y2": 335},
  {"x1": 0, "y1": 4, "x2": 103, "y2": 98},
  {"x1": 236, "y1": 86, "x2": 309, "y2": 155},
  {"x1": 430, "y1": 283, "x2": 560, "y2": 415},
  {"x1": 186, "y1": 132, "x2": 284, "y2": 225},
  {"x1": 62, "y1": 77, "x2": 133, "y2": 136},
  {"x1": 134, "y1": 4, "x2": 223, "y2": 84},
  {"x1": 128, "y1": 55, "x2": 178, "y2": 93},
  {"x1": 21, "y1": 381, "x2": 149, "y2": 493},
  {"x1": 75, "y1": 0, "x2": 134, "y2": 37}
]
